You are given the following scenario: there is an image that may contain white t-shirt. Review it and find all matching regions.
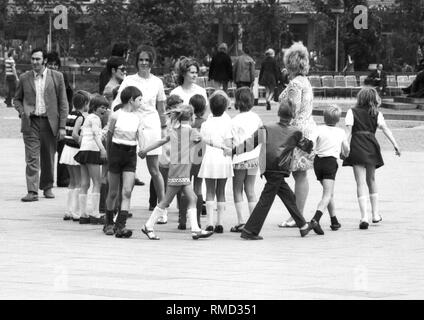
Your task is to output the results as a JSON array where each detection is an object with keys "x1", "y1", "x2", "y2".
[
  {"x1": 111, "y1": 73, "x2": 166, "y2": 114},
  {"x1": 315, "y1": 125, "x2": 346, "y2": 158},
  {"x1": 345, "y1": 109, "x2": 386, "y2": 128},
  {"x1": 231, "y1": 111, "x2": 263, "y2": 164},
  {"x1": 170, "y1": 84, "x2": 208, "y2": 106},
  {"x1": 111, "y1": 109, "x2": 144, "y2": 146}
]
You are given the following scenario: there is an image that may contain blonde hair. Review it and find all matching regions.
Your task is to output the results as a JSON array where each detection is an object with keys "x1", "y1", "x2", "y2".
[
  {"x1": 356, "y1": 87, "x2": 380, "y2": 117},
  {"x1": 166, "y1": 104, "x2": 194, "y2": 128},
  {"x1": 323, "y1": 105, "x2": 341, "y2": 126},
  {"x1": 284, "y1": 42, "x2": 310, "y2": 76}
]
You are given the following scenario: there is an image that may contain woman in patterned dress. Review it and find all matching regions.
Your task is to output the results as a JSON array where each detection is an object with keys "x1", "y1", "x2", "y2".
[{"x1": 278, "y1": 42, "x2": 317, "y2": 227}]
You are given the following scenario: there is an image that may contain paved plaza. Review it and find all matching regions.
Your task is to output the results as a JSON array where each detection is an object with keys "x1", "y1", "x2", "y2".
[{"x1": 0, "y1": 98, "x2": 424, "y2": 300}]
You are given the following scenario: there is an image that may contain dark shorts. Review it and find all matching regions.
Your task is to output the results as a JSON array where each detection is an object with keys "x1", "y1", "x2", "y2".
[
  {"x1": 314, "y1": 156, "x2": 338, "y2": 181},
  {"x1": 108, "y1": 143, "x2": 137, "y2": 174}
]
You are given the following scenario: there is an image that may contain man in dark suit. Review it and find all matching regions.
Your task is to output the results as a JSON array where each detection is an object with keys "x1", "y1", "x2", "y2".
[
  {"x1": 14, "y1": 48, "x2": 69, "y2": 202},
  {"x1": 365, "y1": 63, "x2": 387, "y2": 95},
  {"x1": 208, "y1": 42, "x2": 233, "y2": 93}
]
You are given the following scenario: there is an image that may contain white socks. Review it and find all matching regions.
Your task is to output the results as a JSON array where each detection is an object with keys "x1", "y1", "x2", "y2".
[
  {"x1": 79, "y1": 194, "x2": 88, "y2": 218},
  {"x1": 369, "y1": 193, "x2": 379, "y2": 219},
  {"x1": 90, "y1": 193, "x2": 101, "y2": 218},
  {"x1": 217, "y1": 202, "x2": 225, "y2": 225},
  {"x1": 206, "y1": 201, "x2": 215, "y2": 226},
  {"x1": 234, "y1": 202, "x2": 245, "y2": 225},
  {"x1": 357, "y1": 196, "x2": 368, "y2": 222},
  {"x1": 72, "y1": 188, "x2": 80, "y2": 218},
  {"x1": 146, "y1": 206, "x2": 164, "y2": 230},
  {"x1": 248, "y1": 202, "x2": 257, "y2": 215},
  {"x1": 65, "y1": 189, "x2": 73, "y2": 216},
  {"x1": 188, "y1": 208, "x2": 200, "y2": 232}
]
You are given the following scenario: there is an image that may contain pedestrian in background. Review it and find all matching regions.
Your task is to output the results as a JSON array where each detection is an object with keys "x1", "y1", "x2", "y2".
[
  {"x1": 208, "y1": 43, "x2": 233, "y2": 93},
  {"x1": 259, "y1": 48, "x2": 281, "y2": 110},
  {"x1": 232, "y1": 47, "x2": 255, "y2": 89},
  {"x1": 4, "y1": 49, "x2": 18, "y2": 108}
]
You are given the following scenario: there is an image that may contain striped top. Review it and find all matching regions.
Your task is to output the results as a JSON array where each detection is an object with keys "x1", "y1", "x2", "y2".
[
  {"x1": 64, "y1": 110, "x2": 84, "y2": 148},
  {"x1": 111, "y1": 109, "x2": 144, "y2": 146},
  {"x1": 5, "y1": 57, "x2": 15, "y2": 76}
]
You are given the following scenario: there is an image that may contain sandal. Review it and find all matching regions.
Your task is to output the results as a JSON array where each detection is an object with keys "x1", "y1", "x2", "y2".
[
  {"x1": 372, "y1": 215, "x2": 383, "y2": 223},
  {"x1": 141, "y1": 225, "x2": 160, "y2": 240},
  {"x1": 230, "y1": 224, "x2": 245, "y2": 233},
  {"x1": 278, "y1": 220, "x2": 297, "y2": 228}
]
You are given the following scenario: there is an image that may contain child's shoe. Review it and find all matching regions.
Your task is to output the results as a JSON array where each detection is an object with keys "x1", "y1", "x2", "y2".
[
  {"x1": 330, "y1": 216, "x2": 341, "y2": 230},
  {"x1": 205, "y1": 225, "x2": 214, "y2": 232},
  {"x1": 114, "y1": 211, "x2": 132, "y2": 238},
  {"x1": 359, "y1": 220, "x2": 369, "y2": 230},
  {"x1": 79, "y1": 216, "x2": 90, "y2": 224},
  {"x1": 310, "y1": 219, "x2": 324, "y2": 235},
  {"x1": 90, "y1": 215, "x2": 105, "y2": 225},
  {"x1": 192, "y1": 229, "x2": 213, "y2": 240},
  {"x1": 103, "y1": 224, "x2": 115, "y2": 236},
  {"x1": 214, "y1": 225, "x2": 224, "y2": 233},
  {"x1": 63, "y1": 214, "x2": 72, "y2": 221}
]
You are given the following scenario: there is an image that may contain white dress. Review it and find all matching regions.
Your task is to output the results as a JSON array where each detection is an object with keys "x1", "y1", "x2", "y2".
[
  {"x1": 198, "y1": 115, "x2": 234, "y2": 179},
  {"x1": 170, "y1": 84, "x2": 208, "y2": 106},
  {"x1": 112, "y1": 73, "x2": 166, "y2": 155}
]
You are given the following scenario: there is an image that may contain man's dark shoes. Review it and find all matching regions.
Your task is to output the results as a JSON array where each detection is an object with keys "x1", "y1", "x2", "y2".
[
  {"x1": 43, "y1": 188, "x2": 55, "y2": 199},
  {"x1": 115, "y1": 227, "x2": 132, "y2": 238},
  {"x1": 205, "y1": 225, "x2": 214, "y2": 232},
  {"x1": 21, "y1": 192, "x2": 38, "y2": 202},
  {"x1": 178, "y1": 223, "x2": 187, "y2": 230},
  {"x1": 240, "y1": 228, "x2": 263, "y2": 240},
  {"x1": 310, "y1": 219, "x2": 324, "y2": 235},
  {"x1": 103, "y1": 224, "x2": 115, "y2": 236}
]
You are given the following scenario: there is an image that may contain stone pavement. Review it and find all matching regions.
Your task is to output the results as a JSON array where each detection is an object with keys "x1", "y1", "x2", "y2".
[{"x1": 0, "y1": 99, "x2": 424, "y2": 300}]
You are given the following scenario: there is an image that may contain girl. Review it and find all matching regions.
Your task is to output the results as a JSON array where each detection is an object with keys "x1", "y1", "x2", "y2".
[
  {"x1": 230, "y1": 87, "x2": 263, "y2": 232},
  {"x1": 343, "y1": 87, "x2": 401, "y2": 229},
  {"x1": 198, "y1": 90, "x2": 234, "y2": 233},
  {"x1": 103, "y1": 86, "x2": 144, "y2": 238},
  {"x1": 59, "y1": 90, "x2": 90, "y2": 221},
  {"x1": 310, "y1": 105, "x2": 350, "y2": 234},
  {"x1": 74, "y1": 94, "x2": 109, "y2": 225},
  {"x1": 139, "y1": 104, "x2": 218, "y2": 240}
]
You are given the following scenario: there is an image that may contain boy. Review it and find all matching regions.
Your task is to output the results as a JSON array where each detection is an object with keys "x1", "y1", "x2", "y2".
[
  {"x1": 233, "y1": 100, "x2": 320, "y2": 240},
  {"x1": 311, "y1": 105, "x2": 350, "y2": 233}
]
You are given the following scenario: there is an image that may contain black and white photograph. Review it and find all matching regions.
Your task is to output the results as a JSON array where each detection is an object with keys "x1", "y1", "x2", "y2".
[{"x1": 0, "y1": 0, "x2": 423, "y2": 306}]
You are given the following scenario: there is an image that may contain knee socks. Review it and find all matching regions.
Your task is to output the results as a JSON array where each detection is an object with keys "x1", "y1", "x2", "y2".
[
  {"x1": 357, "y1": 196, "x2": 368, "y2": 222},
  {"x1": 188, "y1": 208, "x2": 200, "y2": 232},
  {"x1": 66, "y1": 189, "x2": 73, "y2": 216},
  {"x1": 234, "y1": 202, "x2": 245, "y2": 225},
  {"x1": 248, "y1": 202, "x2": 257, "y2": 215},
  {"x1": 206, "y1": 201, "x2": 215, "y2": 227},
  {"x1": 217, "y1": 202, "x2": 225, "y2": 226},
  {"x1": 369, "y1": 193, "x2": 379, "y2": 219},
  {"x1": 79, "y1": 194, "x2": 88, "y2": 218},
  {"x1": 71, "y1": 188, "x2": 80, "y2": 218},
  {"x1": 312, "y1": 210, "x2": 323, "y2": 223},
  {"x1": 145, "y1": 206, "x2": 164, "y2": 230},
  {"x1": 90, "y1": 193, "x2": 101, "y2": 218}
]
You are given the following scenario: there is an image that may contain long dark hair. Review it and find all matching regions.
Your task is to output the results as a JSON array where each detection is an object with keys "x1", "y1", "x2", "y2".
[{"x1": 356, "y1": 87, "x2": 380, "y2": 117}]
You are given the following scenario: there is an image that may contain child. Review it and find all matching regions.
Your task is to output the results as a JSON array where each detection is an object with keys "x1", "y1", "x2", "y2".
[
  {"x1": 233, "y1": 100, "x2": 321, "y2": 240},
  {"x1": 198, "y1": 90, "x2": 234, "y2": 233},
  {"x1": 59, "y1": 90, "x2": 90, "y2": 221},
  {"x1": 310, "y1": 105, "x2": 350, "y2": 234},
  {"x1": 139, "y1": 104, "x2": 216, "y2": 240},
  {"x1": 148, "y1": 94, "x2": 184, "y2": 220},
  {"x1": 103, "y1": 86, "x2": 144, "y2": 238},
  {"x1": 343, "y1": 87, "x2": 401, "y2": 229},
  {"x1": 230, "y1": 87, "x2": 263, "y2": 232},
  {"x1": 178, "y1": 94, "x2": 207, "y2": 230},
  {"x1": 74, "y1": 94, "x2": 109, "y2": 224}
]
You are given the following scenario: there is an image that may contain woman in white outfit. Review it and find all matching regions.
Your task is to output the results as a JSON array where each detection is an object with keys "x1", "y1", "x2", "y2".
[{"x1": 112, "y1": 45, "x2": 167, "y2": 210}]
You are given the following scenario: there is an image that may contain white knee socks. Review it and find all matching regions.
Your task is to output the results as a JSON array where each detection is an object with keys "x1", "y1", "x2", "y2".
[
  {"x1": 248, "y1": 202, "x2": 257, "y2": 215},
  {"x1": 188, "y1": 208, "x2": 200, "y2": 232},
  {"x1": 369, "y1": 193, "x2": 379, "y2": 219},
  {"x1": 90, "y1": 193, "x2": 101, "y2": 218},
  {"x1": 357, "y1": 196, "x2": 368, "y2": 222},
  {"x1": 65, "y1": 189, "x2": 73, "y2": 216},
  {"x1": 206, "y1": 201, "x2": 215, "y2": 226},
  {"x1": 234, "y1": 202, "x2": 245, "y2": 225},
  {"x1": 146, "y1": 206, "x2": 164, "y2": 230},
  {"x1": 72, "y1": 188, "x2": 80, "y2": 218},
  {"x1": 217, "y1": 202, "x2": 225, "y2": 225},
  {"x1": 79, "y1": 194, "x2": 88, "y2": 218}
]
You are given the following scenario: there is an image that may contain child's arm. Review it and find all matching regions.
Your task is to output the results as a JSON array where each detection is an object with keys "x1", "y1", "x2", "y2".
[
  {"x1": 138, "y1": 136, "x2": 170, "y2": 159},
  {"x1": 92, "y1": 117, "x2": 107, "y2": 160},
  {"x1": 341, "y1": 136, "x2": 350, "y2": 159},
  {"x1": 232, "y1": 128, "x2": 265, "y2": 156},
  {"x1": 72, "y1": 116, "x2": 84, "y2": 145},
  {"x1": 380, "y1": 122, "x2": 401, "y2": 156}
]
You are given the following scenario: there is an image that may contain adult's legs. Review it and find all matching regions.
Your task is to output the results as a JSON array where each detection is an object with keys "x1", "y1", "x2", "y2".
[
  {"x1": 39, "y1": 119, "x2": 56, "y2": 192},
  {"x1": 276, "y1": 178, "x2": 307, "y2": 228},
  {"x1": 23, "y1": 125, "x2": 41, "y2": 194},
  {"x1": 281, "y1": 170, "x2": 309, "y2": 226}
]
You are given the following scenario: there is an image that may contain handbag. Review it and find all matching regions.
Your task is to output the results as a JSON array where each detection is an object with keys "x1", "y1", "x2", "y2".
[{"x1": 290, "y1": 145, "x2": 315, "y2": 171}]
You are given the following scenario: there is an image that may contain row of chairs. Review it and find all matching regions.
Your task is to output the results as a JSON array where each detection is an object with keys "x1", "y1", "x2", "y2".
[{"x1": 309, "y1": 75, "x2": 416, "y2": 98}]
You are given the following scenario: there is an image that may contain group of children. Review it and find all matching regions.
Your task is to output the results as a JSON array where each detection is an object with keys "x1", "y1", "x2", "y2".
[{"x1": 59, "y1": 83, "x2": 401, "y2": 241}]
